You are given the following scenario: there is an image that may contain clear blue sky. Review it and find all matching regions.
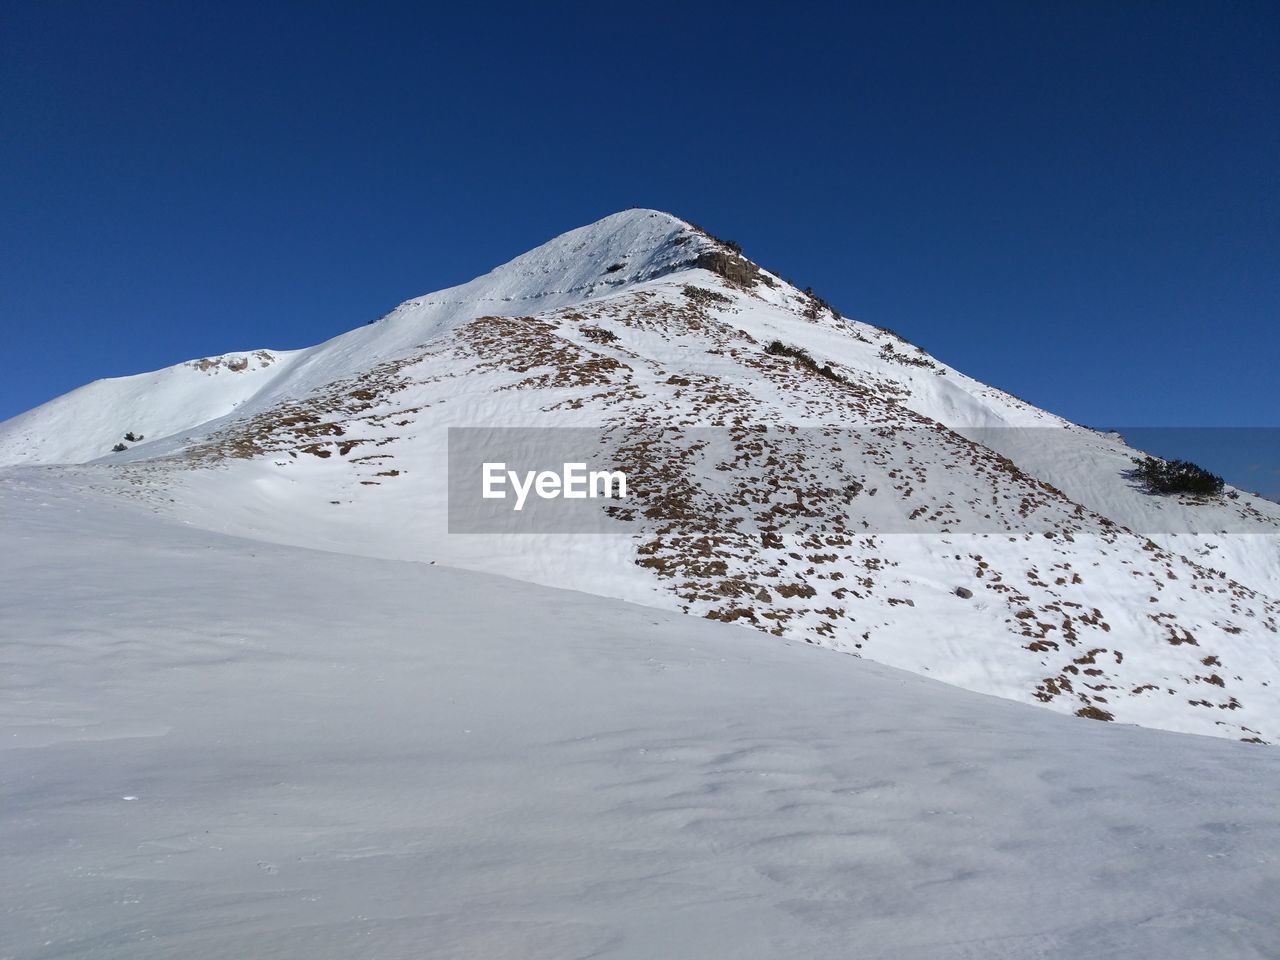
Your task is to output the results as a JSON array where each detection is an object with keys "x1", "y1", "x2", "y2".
[{"x1": 2, "y1": 1, "x2": 1276, "y2": 441}]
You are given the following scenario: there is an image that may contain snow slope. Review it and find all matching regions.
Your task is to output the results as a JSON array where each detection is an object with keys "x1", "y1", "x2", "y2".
[
  {"x1": 2, "y1": 209, "x2": 1277, "y2": 743},
  {"x1": 0, "y1": 211, "x2": 714, "y2": 468},
  {"x1": 0, "y1": 349, "x2": 295, "y2": 466},
  {"x1": 4, "y1": 471, "x2": 1280, "y2": 960}
]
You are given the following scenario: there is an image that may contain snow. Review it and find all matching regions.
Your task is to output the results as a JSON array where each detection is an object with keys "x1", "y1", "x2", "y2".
[
  {"x1": 0, "y1": 349, "x2": 297, "y2": 467},
  {"x1": 4, "y1": 472, "x2": 1280, "y2": 959},
  {"x1": 1, "y1": 209, "x2": 1278, "y2": 745},
  {"x1": 0, "y1": 211, "x2": 706, "y2": 469}
]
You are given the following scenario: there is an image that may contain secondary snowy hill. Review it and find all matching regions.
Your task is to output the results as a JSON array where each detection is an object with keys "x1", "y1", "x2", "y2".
[
  {"x1": 4, "y1": 471, "x2": 1280, "y2": 960},
  {"x1": 2, "y1": 209, "x2": 1278, "y2": 742}
]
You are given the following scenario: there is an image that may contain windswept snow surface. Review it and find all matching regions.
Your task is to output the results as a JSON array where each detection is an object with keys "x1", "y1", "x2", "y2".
[{"x1": 3, "y1": 473, "x2": 1280, "y2": 959}]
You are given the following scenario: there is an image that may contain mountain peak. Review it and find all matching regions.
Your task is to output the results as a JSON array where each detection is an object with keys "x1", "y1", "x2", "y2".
[
  {"x1": 418, "y1": 208, "x2": 719, "y2": 309},
  {"x1": 354, "y1": 209, "x2": 767, "y2": 354}
]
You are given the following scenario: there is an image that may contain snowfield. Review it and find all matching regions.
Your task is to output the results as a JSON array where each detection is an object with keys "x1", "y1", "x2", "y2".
[
  {"x1": 3, "y1": 208, "x2": 1280, "y2": 956},
  {"x1": 4, "y1": 473, "x2": 1280, "y2": 959}
]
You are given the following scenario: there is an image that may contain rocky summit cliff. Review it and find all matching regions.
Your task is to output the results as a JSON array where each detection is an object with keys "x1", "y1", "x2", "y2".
[{"x1": 3, "y1": 209, "x2": 1278, "y2": 741}]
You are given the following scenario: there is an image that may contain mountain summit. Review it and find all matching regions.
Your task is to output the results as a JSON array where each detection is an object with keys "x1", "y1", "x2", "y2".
[{"x1": 3, "y1": 210, "x2": 1278, "y2": 741}]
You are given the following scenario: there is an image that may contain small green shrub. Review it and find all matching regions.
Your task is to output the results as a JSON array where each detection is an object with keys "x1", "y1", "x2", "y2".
[
  {"x1": 682, "y1": 284, "x2": 731, "y2": 306},
  {"x1": 802, "y1": 287, "x2": 838, "y2": 321},
  {"x1": 580, "y1": 326, "x2": 618, "y2": 343},
  {"x1": 765, "y1": 340, "x2": 846, "y2": 384},
  {"x1": 878, "y1": 345, "x2": 936, "y2": 369},
  {"x1": 1134, "y1": 456, "x2": 1224, "y2": 497}
]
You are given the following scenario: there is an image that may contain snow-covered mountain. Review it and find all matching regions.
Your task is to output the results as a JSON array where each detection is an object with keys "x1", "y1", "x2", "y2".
[{"x1": 3, "y1": 209, "x2": 1278, "y2": 742}]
